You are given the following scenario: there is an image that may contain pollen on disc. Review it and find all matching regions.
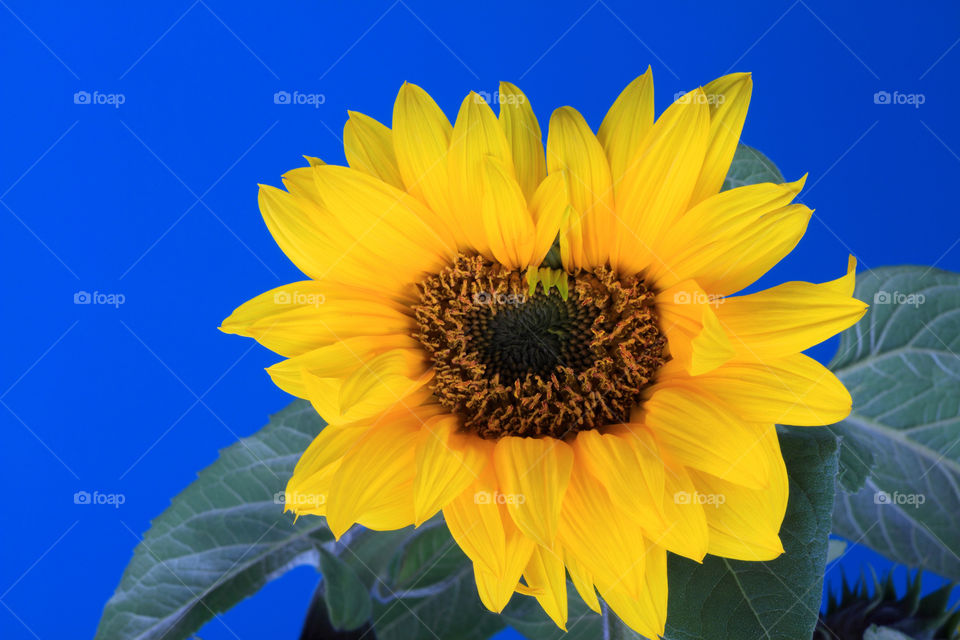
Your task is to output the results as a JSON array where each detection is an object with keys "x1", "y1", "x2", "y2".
[{"x1": 413, "y1": 253, "x2": 667, "y2": 439}]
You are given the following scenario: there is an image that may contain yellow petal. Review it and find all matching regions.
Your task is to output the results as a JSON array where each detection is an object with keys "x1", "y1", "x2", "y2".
[
  {"x1": 597, "y1": 68, "x2": 654, "y2": 192},
  {"x1": 442, "y1": 458, "x2": 509, "y2": 573},
  {"x1": 300, "y1": 367, "x2": 435, "y2": 428},
  {"x1": 689, "y1": 425, "x2": 788, "y2": 560},
  {"x1": 649, "y1": 178, "x2": 809, "y2": 295},
  {"x1": 717, "y1": 257, "x2": 867, "y2": 360},
  {"x1": 266, "y1": 335, "x2": 419, "y2": 398},
  {"x1": 313, "y1": 164, "x2": 457, "y2": 270},
  {"x1": 326, "y1": 419, "x2": 420, "y2": 538},
  {"x1": 599, "y1": 540, "x2": 668, "y2": 640},
  {"x1": 343, "y1": 111, "x2": 405, "y2": 189},
  {"x1": 220, "y1": 281, "x2": 412, "y2": 358},
  {"x1": 256, "y1": 185, "x2": 344, "y2": 284},
  {"x1": 285, "y1": 423, "x2": 370, "y2": 516},
  {"x1": 286, "y1": 405, "x2": 439, "y2": 514},
  {"x1": 528, "y1": 172, "x2": 572, "y2": 266},
  {"x1": 574, "y1": 427, "x2": 665, "y2": 529},
  {"x1": 480, "y1": 156, "x2": 537, "y2": 269},
  {"x1": 448, "y1": 92, "x2": 515, "y2": 258},
  {"x1": 546, "y1": 106, "x2": 615, "y2": 269},
  {"x1": 655, "y1": 280, "x2": 735, "y2": 375},
  {"x1": 413, "y1": 414, "x2": 488, "y2": 525},
  {"x1": 474, "y1": 561, "x2": 524, "y2": 614},
  {"x1": 612, "y1": 89, "x2": 710, "y2": 275},
  {"x1": 640, "y1": 385, "x2": 770, "y2": 489},
  {"x1": 558, "y1": 463, "x2": 647, "y2": 599},
  {"x1": 522, "y1": 545, "x2": 568, "y2": 629},
  {"x1": 689, "y1": 72, "x2": 753, "y2": 205},
  {"x1": 659, "y1": 353, "x2": 852, "y2": 426},
  {"x1": 499, "y1": 81, "x2": 545, "y2": 201},
  {"x1": 337, "y1": 349, "x2": 433, "y2": 421},
  {"x1": 392, "y1": 82, "x2": 455, "y2": 227},
  {"x1": 283, "y1": 462, "x2": 337, "y2": 516},
  {"x1": 654, "y1": 463, "x2": 709, "y2": 561},
  {"x1": 256, "y1": 183, "x2": 427, "y2": 295},
  {"x1": 563, "y1": 550, "x2": 601, "y2": 613},
  {"x1": 444, "y1": 465, "x2": 535, "y2": 610},
  {"x1": 493, "y1": 436, "x2": 574, "y2": 548},
  {"x1": 824, "y1": 254, "x2": 858, "y2": 296},
  {"x1": 281, "y1": 165, "x2": 324, "y2": 207}
]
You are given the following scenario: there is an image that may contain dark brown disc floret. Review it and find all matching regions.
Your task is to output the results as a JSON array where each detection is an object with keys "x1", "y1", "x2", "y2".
[{"x1": 413, "y1": 254, "x2": 666, "y2": 439}]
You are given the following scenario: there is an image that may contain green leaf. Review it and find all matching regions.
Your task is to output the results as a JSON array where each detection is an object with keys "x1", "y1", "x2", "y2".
[
  {"x1": 369, "y1": 563, "x2": 504, "y2": 640},
  {"x1": 358, "y1": 520, "x2": 503, "y2": 640},
  {"x1": 382, "y1": 521, "x2": 471, "y2": 594},
  {"x1": 299, "y1": 578, "x2": 374, "y2": 640},
  {"x1": 96, "y1": 401, "x2": 332, "y2": 640},
  {"x1": 662, "y1": 428, "x2": 839, "y2": 640},
  {"x1": 829, "y1": 266, "x2": 960, "y2": 579},
  {"x1": 317, "y1": 547, "x2": 373, "y2": 630},
  {"x1": 722, "y1": 144, "x2": 785, "y2": 191}
]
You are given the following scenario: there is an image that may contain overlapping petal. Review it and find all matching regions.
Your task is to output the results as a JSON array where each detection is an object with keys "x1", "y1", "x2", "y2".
[
  {"x1": 493, "y1": 436, "x2": 574, "y2": 549},
  {"x1": 344, "y1": 111, "x2": 405, "y2": 189},
  {"x1": 220, "y1": 281, "x2": 412, "y2": 358},
  {"x1": 648, "y1": 178, "x2": 810, "y2": 295},
  {"x1": 498, "y1": 81, "x2": 546, "y2": 201},
  {"x1": 227, "y1": 76, "x2": 866, "y2": 639},
  {"x1": 611, "y1": 88, "x2": 710, "y2": 275},
  {"x1": 717, "y1": 257, "x2": 867, "y2": 360},
  {"x1": 547, "y1": 106, "x2": 616, "y2": 270}
]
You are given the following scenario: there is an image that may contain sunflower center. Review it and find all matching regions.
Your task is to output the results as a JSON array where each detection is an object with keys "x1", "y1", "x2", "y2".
[
  {"x1": 413, "y1": 254, "x2": 667, "y2": 439},
  {"x1": 472, "y1": 290, "x2": 597, "y2": 381}
]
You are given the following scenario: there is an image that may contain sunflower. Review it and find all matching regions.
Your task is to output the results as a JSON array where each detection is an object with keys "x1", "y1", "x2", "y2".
[{"x1": 221, "y1": 69, "x2": 867, "y2": 637}]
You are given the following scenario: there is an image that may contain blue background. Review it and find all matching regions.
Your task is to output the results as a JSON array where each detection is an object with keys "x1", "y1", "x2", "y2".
[{"x1": 3, "y1": 1, "x2": 958, "y2": 638}]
